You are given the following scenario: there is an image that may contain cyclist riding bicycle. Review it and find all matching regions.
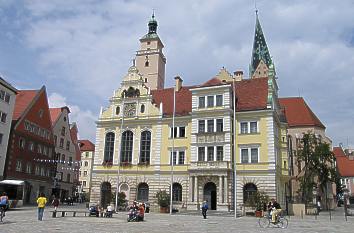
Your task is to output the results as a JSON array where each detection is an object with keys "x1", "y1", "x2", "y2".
[
  {"x1": 270, "y1": 198, "x2": 282, "y2": 223},
  {"x1": 0, "y1": 192, "x2": 9, "y2": 216}
]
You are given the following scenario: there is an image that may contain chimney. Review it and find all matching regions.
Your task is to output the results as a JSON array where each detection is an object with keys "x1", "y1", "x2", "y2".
[
  {"x1": 174, "y1": 76, "x2": 183, "y2": 91},
  {"x1": 233, "y1": 70, "x2": 243, "y2": 81}
]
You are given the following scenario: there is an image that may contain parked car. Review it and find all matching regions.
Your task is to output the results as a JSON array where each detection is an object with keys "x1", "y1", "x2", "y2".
[{"x1": 89, "y1": 205, "x2": 99, "y2": 217}]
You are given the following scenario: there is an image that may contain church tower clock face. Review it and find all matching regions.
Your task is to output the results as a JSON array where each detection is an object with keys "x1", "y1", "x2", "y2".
[{"x1": 124, "y1": 103, "x2": 136, "y2": 117}]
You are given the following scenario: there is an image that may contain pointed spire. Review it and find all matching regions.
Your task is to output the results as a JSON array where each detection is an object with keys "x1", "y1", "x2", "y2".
[
  {"x1": 250, "y1": 13, "x2": 273, "y2": 77},
  {"x1": 148, "y1": 10, "x2": 158, "y2": 34}
]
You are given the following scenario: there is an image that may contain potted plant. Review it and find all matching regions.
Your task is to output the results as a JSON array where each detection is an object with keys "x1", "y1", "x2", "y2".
[
  {"x1": 255, "y1": 191, "x2": 269, "y2": 217},
  {"x1": 156, "y1": 190, "x2": 170, "y2": 213}
]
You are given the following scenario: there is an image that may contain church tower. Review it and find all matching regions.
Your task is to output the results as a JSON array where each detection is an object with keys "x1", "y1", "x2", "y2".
[
  {"x1": 249, "y1": 13, "x2": 274, "y2": 79},
  {"x1": 135, "y1": 13, "x2": 166, "y2": 90}
]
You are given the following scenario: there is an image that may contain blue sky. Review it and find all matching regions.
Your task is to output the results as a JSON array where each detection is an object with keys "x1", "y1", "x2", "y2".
[{"x1": 1, "y1": 0, "x2": 354, "y2": 148}]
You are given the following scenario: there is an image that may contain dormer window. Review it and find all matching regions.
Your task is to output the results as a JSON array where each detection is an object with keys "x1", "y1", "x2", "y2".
[
  {"x1": 147, "y1": 41, "x2": 150, "y2": 45},
  {"x1": 116, "y1": 106, "x2": 120, "y2": 115},
  {"x1": 140, "y1": 104, "x2": 145, "y2": 113},
  {"x1": 145, "y1": 61, "x2": 149, "y2": 67}
]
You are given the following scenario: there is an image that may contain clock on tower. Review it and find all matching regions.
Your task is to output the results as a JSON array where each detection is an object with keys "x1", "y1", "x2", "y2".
[{"x1": 124, "y1": 103, "x2": 136, "y2": 117}]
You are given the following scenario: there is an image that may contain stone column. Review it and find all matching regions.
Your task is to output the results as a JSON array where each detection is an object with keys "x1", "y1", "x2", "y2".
[
  {"x1": 224, "y1": 176, "x2": 228, "y2": 204},
  {"x1": 189, "y1": 176, "x2": 193, "y2": 202},
  {"x1": 219, "y1": 176, "x2": 223, "y2": 204},
  {"x1": 194, "y1": 176, "x2": 199, "y2": 205}
]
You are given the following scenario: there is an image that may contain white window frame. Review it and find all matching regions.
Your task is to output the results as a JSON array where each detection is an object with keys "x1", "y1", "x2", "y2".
[
  {"x1": 169, "y1": 126, "x2": 186, "y2": 138},
  {"x1": 198, "y1": 96, "x2": 206, "y2": 108},
  {"x1": 239, "y1": 146, "x2": 260, "y2": 163},
  {"x1": 239, "y1": 121, "x2": 259, "y2": 134},
  {"x1": 197, "y1": 145, "x2": 223, "y2": 162},
  {"x1": 169, "y1": 150, "x2": 186, "y2": 165},
  {"x1": 216, "y1": 94, "x2": 223, "y2": 106}
]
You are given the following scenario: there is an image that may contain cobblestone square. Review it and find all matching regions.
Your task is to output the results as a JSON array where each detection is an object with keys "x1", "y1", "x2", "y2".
[{"x1": 0, "y1": 206, "x2": 353, "y2": 233}]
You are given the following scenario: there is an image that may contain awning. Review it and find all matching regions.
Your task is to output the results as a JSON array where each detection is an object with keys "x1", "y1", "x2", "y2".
[{"x1": 0, "y1": 180, "x2": 25, "y2": 186}]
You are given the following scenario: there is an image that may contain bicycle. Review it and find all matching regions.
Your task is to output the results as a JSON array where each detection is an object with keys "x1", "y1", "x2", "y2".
[
  {"x1": 0, "y1": 206, "x2": 5, "y2": 222},
  {"x1": 258, "y1": 211, "x2": 288, "y2": 229}
]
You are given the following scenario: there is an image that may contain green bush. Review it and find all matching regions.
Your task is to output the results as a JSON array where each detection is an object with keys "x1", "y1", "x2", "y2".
[{"x1": 156, "y1": 190, "x2": 170, "y2": 207}]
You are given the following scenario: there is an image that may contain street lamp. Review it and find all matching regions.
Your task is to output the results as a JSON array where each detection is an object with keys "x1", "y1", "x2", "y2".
[
  {"x1": 233, "y1": 77, "x2": 237, "y2": 219},
  {"x1": 170, "y1": 78, "x2": 176, "y2": 215}
]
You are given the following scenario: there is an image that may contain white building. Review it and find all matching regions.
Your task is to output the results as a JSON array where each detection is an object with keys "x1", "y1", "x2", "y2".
[
  {"x1": 0, "y1": 77, "x2": 17, "y2": 180},
  {"x1": 78, "y1": 140, "x2": 95, "y2": 198}
]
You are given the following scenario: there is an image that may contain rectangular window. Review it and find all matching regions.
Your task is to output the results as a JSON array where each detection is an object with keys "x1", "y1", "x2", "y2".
[
  {"x1": 178, "y1": 151, "x2": 185, "y2": 165},
  {"x1": 83, "y1": 181, "x2": 87, "y2": 187},
  {"x1": 216, "y1": 119, "x2": 223, "y2": 132},
  {"x1": 207, "y1": 96, "x2": 214, "y2": 107},
  {"x1": 199, "y1": 96, "x2": 205, "y2": 108},
  {"x1": 240, "y1": 122, "x2": 248, "y2": 134},
  {"x1": 61, "y1": 154, "x2": 65, "y2": 163},
  {"x1": 170, "y1": 151, "x2": 177, "y2": 165},
  {"x1": 67, "y1": 174, "x2": 71, "y2": 183},
  {"x1": 198, "y1": 147, "x2": 205, "y2": 161},
  {"x1": 26, "y1": 163, "x2": 32, "y2": 174},
  {"x1": 179, "y1": 127, "x2": 186, "y2": 138},
  {"x1": 16, "y1": 160, "x2": 22, "y2": 172},
  {"x1": 207, "y1": 146, "x2": 214, "y2": 161},
  {"x1": 69, "y1": 157, "x2": 72, "y2": 166},
  {"x1": 251, "y1": 148, "x2": 258, "y2": 163},
  {"x1": 66, "y1": 141, "x2": 70, "y2": 150},
  {"x1": 0, "y1": 111, "x2": 7, "y2": 123},
  {"x1": 54, "y1": 135, "x2": 57, "y2": 146},
  {"x1": 4, "y1": 93, "x2": 10, "y2": 103},
  {"x1": 19, "y1": 138, "x2": 25, "y2": 149},
  {"x1": 61, "y1": 127, "x2": 65, "y2": 136},
  {"x1": 35, "y1": 166, "x2": 40, "y2": 175},
  {"x1": 84, "y1": 171, "x2": 88, "y2": 176},
  {"x1": 0, "y1": 133, "x2": 2, "y2": 145},
  {"x1": 207, "y1": 119, "x2": 214, "y2": 133},
  {"x1": 40, "y1": 167, "x2": 45, "y2": 176},
  {"x1": 241, "y1": 149, "x2": 249, "y2": 163},
  {"x1": 198, "y1": 120, "x2": 205, "y2": 133},
  {"x1": 216, "y1": 146, "x2": 223, "y2": 161},
  {"x1": 59, "y1": 172, "x2": 63, "y2": 181},
  {"x1": 250, "y1": 121, "x2": 258, "y2": 133},
  {"x1": 85, "y1": 152, "x2": 89, "y2": 158},
  {"x1": 59, "y1": 138, "x2": 64, "y2": 148},
  {"x1": 0, "y1": 90, "x2": 4, "y2": 100},
  {"x1": 216, "y1": 95, "x2": 223, "y2": 106},
  {"x1": 37, "y1": 144, "x2": 42, "y2": 154},
  {"x1": 28, "y1": 141, "x2": 34, "y2": 151}
]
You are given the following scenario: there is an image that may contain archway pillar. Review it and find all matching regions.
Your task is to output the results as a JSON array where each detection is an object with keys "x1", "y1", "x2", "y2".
[{"x1": 218, "y1": 176, "x2": 223, "y2": 204}]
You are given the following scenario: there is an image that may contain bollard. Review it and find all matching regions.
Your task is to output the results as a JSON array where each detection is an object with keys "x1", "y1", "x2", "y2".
[
  {"x1": 52, "y1": 211, "x2": 57, "y2": 218},
  {"x1": 329, "y1": 209, "x2": 331, "y2": 221},
  {"x1": 301, "y1": 210, "x2": 303, "y2": 219}
]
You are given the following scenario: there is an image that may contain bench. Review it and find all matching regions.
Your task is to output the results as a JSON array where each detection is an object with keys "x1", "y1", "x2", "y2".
[{"x1": 50, "y1": 210, "x2": 90, "y2": 218}]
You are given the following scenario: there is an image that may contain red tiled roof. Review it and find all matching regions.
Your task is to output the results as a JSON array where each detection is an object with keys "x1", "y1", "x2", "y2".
[
  {"x1": 12, "y1": 90, "x2": 38, "y2": 120},
  {"x1": 279, "y1": 97, "x2": 325, "y2": 128},
  {"x1": 49, "y1": 108, "x2": 62, "y2": 124},
  {"x1": 333, "y1": 147, "x2": 354, "y2": 177},
  {"x1": 78, "y1": 140, "x2": 95, "y2": 151},
  {"x1": 200, "y1": 78, "x2": 225, "y2": 87},
  {"x1": 233, "y1": 77, "x2": 268, "y2": 111},
  {"x1": 151, "y1": 87, "x2": 193, "y2": 116}
]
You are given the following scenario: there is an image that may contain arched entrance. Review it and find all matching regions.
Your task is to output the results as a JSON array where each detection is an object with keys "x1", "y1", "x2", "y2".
[
  {"x1": 120, "y1": 183, "x2": 130, "y2": 201},
  {"x1": 203, "y1": 182, "x2": 217, "y2": 210},
  {"x1": 243, "y1": 183, "x2": 257, "y2": 205},
  {"x1": 137, "y1": 183, "x2": 149, "y2": 201},
  {"x1": 100, "y1": 182, "x2": 111, "y2": 208}
]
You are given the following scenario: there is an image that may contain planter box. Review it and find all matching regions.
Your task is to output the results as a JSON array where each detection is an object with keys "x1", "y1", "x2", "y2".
[{"x1": 255, "y1": 210, "x2": 263, "y2": 217}]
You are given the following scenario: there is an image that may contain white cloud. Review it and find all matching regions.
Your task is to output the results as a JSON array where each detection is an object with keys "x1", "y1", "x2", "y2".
[
  {"x1": 48, "y1": 93, "x2": 97, "y2": 142},
  {"x1": 1, "y1": 0, "x2": 354, "y2": 147}
]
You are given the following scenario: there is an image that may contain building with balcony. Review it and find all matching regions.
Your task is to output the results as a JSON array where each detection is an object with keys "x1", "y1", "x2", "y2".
[{"x1": 90, "y1": 13, "x2": 289, "y2": 212}]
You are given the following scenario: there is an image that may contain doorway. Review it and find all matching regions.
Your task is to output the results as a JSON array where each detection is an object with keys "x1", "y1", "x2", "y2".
[{"x1": 203, "y1": 182, "x2": 217, "y2": 210}]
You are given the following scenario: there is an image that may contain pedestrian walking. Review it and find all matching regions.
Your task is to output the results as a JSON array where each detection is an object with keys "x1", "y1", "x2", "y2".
[
  {"x1": 52, "y1": 196, "x2": 59, "y2": 211},
  {"x1": 201, "y1": 200, "x2": 208, "y2": 219},
  {"x1": 36, "y1": 193, "x2": 47, "y2": 221}
]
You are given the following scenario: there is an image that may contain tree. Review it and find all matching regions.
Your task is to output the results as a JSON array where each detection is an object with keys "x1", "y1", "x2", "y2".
[{"x1": 296, "y1": 132, "x2": 336, "y2": 207}]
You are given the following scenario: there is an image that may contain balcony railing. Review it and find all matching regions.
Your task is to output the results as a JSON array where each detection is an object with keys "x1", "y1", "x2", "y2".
[{"x1": 189, "y1": 161, "x2": 230, "y2": 170}]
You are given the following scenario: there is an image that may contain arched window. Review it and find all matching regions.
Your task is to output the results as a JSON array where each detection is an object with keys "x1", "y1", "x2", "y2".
[
  {"x1": 140, "y1": 104, "x2": 145, "y2": 113},
  {"x1": 121, "y1": 131, "x2": 133, "y2": 163},
  {"x1": 116, "y1": 106, "x2": 120, "y2": 115},
  {"x1": 145, "y1": 61, "x2": 149, "y2": 67},
  {"x1": 104, "y1": 132, "x2": 115, "y2": 162},
  {"x1": 172, "y1": 183, "x2": 182, "y2": 202},
  {"x1": 243, "y1": 183, "x2": 257, "y2": 205},
  {"x1": 137, "y1": 183, "x2": 149, "y2": 201},
  {"x1": 140, "y1": 131, "x2": 151, "y2": 164}
]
